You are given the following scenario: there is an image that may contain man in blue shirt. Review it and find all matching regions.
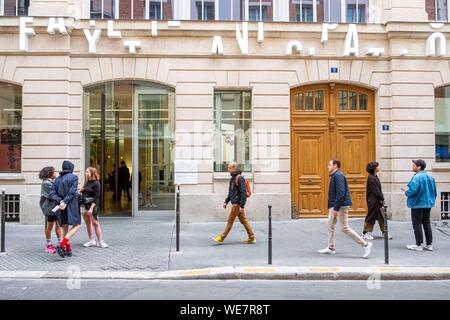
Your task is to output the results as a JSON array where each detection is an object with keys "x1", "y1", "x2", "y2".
[{"x1": 404, "y1": 159, "x2": 437, "y2": 252}]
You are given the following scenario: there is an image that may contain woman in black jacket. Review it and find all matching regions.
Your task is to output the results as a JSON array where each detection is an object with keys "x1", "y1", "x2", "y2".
[
  {"x1": 362, "y1": 161, "x2": 391, "y2": 240},
  {"x1": 39, "y1": 166, "x2": 62, "y2": 254}
]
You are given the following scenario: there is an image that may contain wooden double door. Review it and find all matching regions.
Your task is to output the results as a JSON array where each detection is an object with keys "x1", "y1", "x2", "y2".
[{"x1": 291, "y1": 83, "x2": 375, "y2": 218}]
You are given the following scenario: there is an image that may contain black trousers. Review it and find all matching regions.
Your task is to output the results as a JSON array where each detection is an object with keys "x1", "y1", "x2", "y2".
[{"x1": 411, "y1": 208, "x2": 433, "y2": 246}]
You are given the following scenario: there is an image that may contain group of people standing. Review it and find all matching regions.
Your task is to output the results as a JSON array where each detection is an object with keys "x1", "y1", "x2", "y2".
[
  {"x1": 39, "y1": 160, "x2": 108, "y2": 258},
  {"x1": 317, "y1": 158, "x2": 437, "y2": 257},
  {"x1": 213, "y1": 159, "x2": 437, "y2": 259}
]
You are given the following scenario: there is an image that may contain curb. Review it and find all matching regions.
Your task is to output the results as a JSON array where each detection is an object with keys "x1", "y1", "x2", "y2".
[{"x1": 1, "y1": 266, "x2": 450, "y2": 281}]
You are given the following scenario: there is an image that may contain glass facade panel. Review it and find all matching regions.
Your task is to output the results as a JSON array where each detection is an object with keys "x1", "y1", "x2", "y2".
[
  {"x1": 218, "y1": 0, "x2": 242, "y2": 20},
  {"x1": 437, "y1": 0, "x2": 448, "y2": 21},
  {"x1": 83, "y1": 81, "x2": 175, "y2": 216},
  {"x1": 359, "y1": 93, "x2": 368, "y2": 110},
  {"x1": 323, "y1": 0, "x2": 341, "y2": 23},
  {"x1": 435, "y1": 86, "x2": 450, "y2": 162},
  {"x1": 191, "y1": 0, "x2": 215, "y2": 20},
  {"x1": 315, "y1": 91, "x2": 323, "y2": 110},
  {"x1": 214, "y1": 91, "x2": 251, "y2": 172},
  {"x1": 346, "y1": 0, "x2": 368, "y2": 23},
  {"x1": 339, "y1": 90, "x2": 347, "y2": 110},
  {"x1": 91, "y1": 0, "x2": 115, "y2": 19},
  {"x1": 248, "y1": 0, "x2": 272, "y2": 21},
  {"x1": 349, "y1": 91, "x2": 357, "y2": 110},
  {"x1": 0, "y1": 83, "x2": 22, "y2": 173}
]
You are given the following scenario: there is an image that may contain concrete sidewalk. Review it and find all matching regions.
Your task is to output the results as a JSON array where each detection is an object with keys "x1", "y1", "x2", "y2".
[{"x1": 0, "y1": 215, "x2": 450, "y2": 280}]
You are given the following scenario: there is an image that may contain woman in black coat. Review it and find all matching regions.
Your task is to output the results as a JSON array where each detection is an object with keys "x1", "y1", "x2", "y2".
[{"x1": 362, "y1": 161, "x2": 391, "y2": 240}]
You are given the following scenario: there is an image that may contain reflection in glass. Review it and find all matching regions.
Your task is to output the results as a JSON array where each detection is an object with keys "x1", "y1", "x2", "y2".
[
  {"x1": 349, "y1": 91, "x2": 357, "y2": 110},
  {"x1": 346, "y1": 0, "x2": 368, "y2": 23},
  {"x1": 359, "y1": 93, "x2": 368, "y2": 110},
  {"x1": 435, "y1": 86, "x2": 450, "y2": 162},
  {"x1": 305, "y1": 92, "x2": 314, "y2": 110},
  {"x1": 191, "y1": 0, "x2": 215, "y2": 20},
  {"x1": 91, "y1": 0, "x2": 115, "y2": 19},
  {"x1": 214, "y1": 91, "x2": 251, "y2": 172},
  {"x1": 339, "y1": 90, "x2": 347, "y2": 110},
  {"x1": 315, "y1": 91, "x2": 323, "y2": 110},
  {"x1": 218, "y1": 0, "x2": 242, "y2": 20},
  {"x1": 0, "y1": 83, "x2": 22, "y2": 172},
  {"x1": 83, "y1": 81, "x2": 175, "y2": 216},
  {"x1": 137, "y1": 88, "x2": 175, "y2": 210},
  {"x1": 248, "y1": 0, "x2": 273, "y2": 21},
  {"x1": 323, "y1": 0, "x2": 341, "y2": 23}
]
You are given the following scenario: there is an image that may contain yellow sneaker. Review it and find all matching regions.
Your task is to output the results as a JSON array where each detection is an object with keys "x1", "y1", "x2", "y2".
[
  {"x1": 243, "y1": 238, "x2": 256, "y2": 244},
  {"x1": 212, "y1": 236, "x2": 224, "y2": 244}
]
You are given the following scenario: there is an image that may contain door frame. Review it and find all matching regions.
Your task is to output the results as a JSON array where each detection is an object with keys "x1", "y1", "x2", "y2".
[
  {"x1": 290, "y1": 82, "x2": 376, "y2": 218},
  {"x1": 133, "y1": 87, "x2": 176, "y2": 215}
]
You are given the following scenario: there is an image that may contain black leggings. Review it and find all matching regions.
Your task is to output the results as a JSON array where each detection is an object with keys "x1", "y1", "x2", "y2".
[{"x1": 411, "y1": 208, "x2": 433, "y2": 246}]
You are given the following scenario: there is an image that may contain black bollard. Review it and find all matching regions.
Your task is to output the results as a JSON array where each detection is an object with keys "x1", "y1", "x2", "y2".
[
  {"x1": 176, "y1": 184, "x2": 180, "y2": 252},
  {"x1": 382, "y1": 205, "x2": 389, "y2": 264},
  {"x1": 268, "y1": 205, "x2": 272, "y2": 265},
  {"x1": 1, "y1": 189, "x2": 5, "y2": 253}
]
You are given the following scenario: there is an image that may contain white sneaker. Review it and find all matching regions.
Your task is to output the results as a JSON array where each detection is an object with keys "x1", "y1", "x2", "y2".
[
  {"x1": 363, "y1": 242, "x2": 373, "y2": 258},
  {"x1": 406, "y1": 244, "x2": 423, "y2": 251},
  {"x1": 383, "y1": 232, "x2": 393, "y2": 240},
  {"x1": 317, "y1": 247, "x2": 336, "y2": 254},
  {"x1": 97, "y1": 240, "x2": 109, "y2": 248},
  {"x1": 83, "y1": 240, "x2": 97, "y2": 247},
  {"x1": 423, "y1": 244, "x2": 433, "y2": 251},
  {"x1": 362, "y1": 233, "x2": 374, "y2": 240}
]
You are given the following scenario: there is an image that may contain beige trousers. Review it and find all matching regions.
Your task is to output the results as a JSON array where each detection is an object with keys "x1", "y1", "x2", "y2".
[{"x1": 327, "y1": 207, "x2": 367, "y2": 249}]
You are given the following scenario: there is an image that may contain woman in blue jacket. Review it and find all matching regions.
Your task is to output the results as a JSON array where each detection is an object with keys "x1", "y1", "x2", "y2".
[{"x1": 53, "y1": 160, "x2": 81, "y2": 258}]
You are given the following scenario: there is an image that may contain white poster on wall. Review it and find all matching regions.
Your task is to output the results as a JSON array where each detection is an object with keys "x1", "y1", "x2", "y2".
[{"x1": 174, "y1": 160, "x2": 198, "y2": 185}]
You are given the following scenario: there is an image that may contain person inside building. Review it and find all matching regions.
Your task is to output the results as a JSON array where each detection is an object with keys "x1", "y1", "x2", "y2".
[{"x1": 118, "y1": 160, "x2": 131, "y2": 201}]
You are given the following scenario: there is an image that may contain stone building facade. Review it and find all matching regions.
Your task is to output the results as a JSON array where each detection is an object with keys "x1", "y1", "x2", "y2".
[{"x1": 0, "y1": 0, "x2": 449, "y2": 224}]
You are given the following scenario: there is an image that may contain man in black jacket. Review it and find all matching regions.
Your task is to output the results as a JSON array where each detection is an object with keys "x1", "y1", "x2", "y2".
[{"x1": 213, "y1": 162, "x2": 255, "y2": 244}]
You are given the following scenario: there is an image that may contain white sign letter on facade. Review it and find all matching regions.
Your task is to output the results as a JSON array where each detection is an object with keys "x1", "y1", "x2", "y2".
[
  {"x1": 47, "y1": 17, "x2": 68, "y2": 35},
  {"x1": 426, "y1": 32, "x2": 447, "y2": 56},
  {"x1": 19, "y1": 17, "x2": 36, "y2": 51},
  {"x1": 321, "y1": 23, "x2": 338, "y2": 43},
  {"x1": 124, "y1": 40, "x2": 142, "y2": 54},
  {"x1": 258, "y1": 22, "x2": 264, "y2": 43},
  {"x1": 151, "y1": 21, "x2": 158, "y2": 37},
  {"x1": 235, "y1": 22, "x2": 248, "y2": 55},
  {"x1": 211, "y1": 36, "x2": 224, "y2": 55},
  {"x1": 343, "y1": 24, "x2": 359, "y2": 56},
  {"x1": 107, "y1": 20, "x2": 122, "y2": 38},
  {"x1": 286, "y1": 41, "x2": 303, "y2": 55},
  {"x1": 83, "y1": 29, "x2": 102, "y2": 53}
]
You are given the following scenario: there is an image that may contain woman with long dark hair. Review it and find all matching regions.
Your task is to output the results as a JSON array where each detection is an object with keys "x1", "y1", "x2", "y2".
[
  {"x1": 80, "y1": 167, "x2": 108, "y2": 248},
  {"x1": 362, "y1": 161, "x2": 392, "y2": 240},
  {"x1": 38, "y1": 166, "x2": 62, "y2": 254}
]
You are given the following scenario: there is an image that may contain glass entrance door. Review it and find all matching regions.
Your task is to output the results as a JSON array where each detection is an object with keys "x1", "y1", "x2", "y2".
[
  {"x1": 84, "y1": 81, "x2": 175, "y2": 217},
  {"x1": 133, "y1": 88, "x2": 175, "y2": 211},
  {"x1": 84, "y1": 82, "x2": 134, "y2": 217}
]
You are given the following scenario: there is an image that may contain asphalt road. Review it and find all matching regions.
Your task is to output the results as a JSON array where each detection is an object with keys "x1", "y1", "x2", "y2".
[{"x1": 1, "y1": 279, "x2": 450, "y2": 300}]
